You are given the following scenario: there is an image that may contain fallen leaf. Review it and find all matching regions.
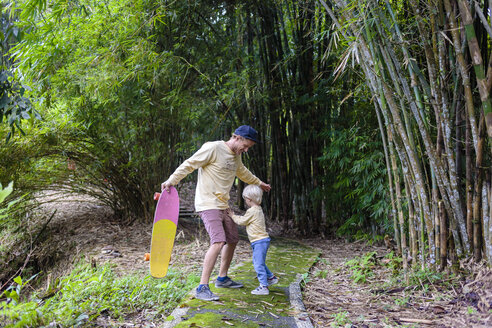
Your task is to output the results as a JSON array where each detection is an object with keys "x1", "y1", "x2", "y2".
[{"x1": 432, "y1": 305, "x2": 447, "y2": 314}]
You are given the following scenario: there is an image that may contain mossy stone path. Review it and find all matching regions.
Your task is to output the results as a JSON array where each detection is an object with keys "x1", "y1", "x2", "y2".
[{"x1": 164, "y1": 237, "x2": 320, "y2": 328}]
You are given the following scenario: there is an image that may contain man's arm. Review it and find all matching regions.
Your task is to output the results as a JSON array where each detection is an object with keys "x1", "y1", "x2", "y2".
[
  {"x1": 161, "y1": 142, "x2": 216, "y2": 192},
  {"x1": 236, "y1": 162, "x2": 271, "y2": 192}
]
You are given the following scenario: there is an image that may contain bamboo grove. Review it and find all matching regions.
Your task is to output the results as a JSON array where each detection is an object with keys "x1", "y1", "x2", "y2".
[
  {"x1": 2, "y1": 0, "x2": 491, "y2": 272},
  {"x1": 322, "y1": 0, "x2": 492, "y2": 269}
]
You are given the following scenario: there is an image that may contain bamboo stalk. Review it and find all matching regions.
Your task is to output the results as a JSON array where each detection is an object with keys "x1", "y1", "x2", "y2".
[
  {"x1": 377, "y1": 103, "x2": 401, "y2": 252},
  {"x1": 408, "y1": 184, "x2": 418, "y2": 267},
  {"x1": 435, "y1": 191, "x2": 441, "y2": 268},
  {"x1": 443, "y1": 0, "x2": 479, "y2": 152},
  {"x1": 378, "y1": 47, "x2": 436, "y2": 260},
  {"x1": 457, "y1": 0, "x2": 492, "y2": 147},
  {"x1": 365, "y1": 19, "x2": 401, "y2": 253},
  {"x1": 382, "y1": 6, "x2": 468, "y2": 255},
  {"x1": 473, "y1": 116, "x2": 486, "y2": 261},
  {"x1": 486, "y1": 171, "x2": 492, "y2": 260},
  {"x1": 466, "y1": 111, "x2": 474, "y2": 252},
  {"x1": 439, "y1": 201, "x2": 448, "y2": 271},
  {"x1": 384, "y1": 40, "x2": 467, "y2": 254},
  {"x1": 388, "y1": 130, "x2": 407, "y2": 268}
]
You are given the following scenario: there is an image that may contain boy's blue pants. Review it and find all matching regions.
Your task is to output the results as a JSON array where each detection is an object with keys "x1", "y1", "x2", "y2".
[{"x1": 251, "y1": 237, "x2": 273, "y2": 286}]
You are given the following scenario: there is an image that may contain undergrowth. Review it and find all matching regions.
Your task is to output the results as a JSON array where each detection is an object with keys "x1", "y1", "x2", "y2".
[
  {"x1": 0, "y1": 260, "x2": 199, "y2": 327},
  {"x1": 344, "y1": 251, "x2": 378, "y2": 283},
  {"x1": 344, "y1": 251, "x2": 460, "y2": 292}
]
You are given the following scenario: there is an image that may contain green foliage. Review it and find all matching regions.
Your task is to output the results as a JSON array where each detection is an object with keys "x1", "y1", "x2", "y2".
[
  {"x1": 0, "y1": 181, "x2": 24, "y2": 247},
  {"x1": 319, "y1": 126, "x2": 390, "y2": 238},
  {"x1": 312, "y1": 268, "x2": 329, "y2": 279},
  {"x1": 344, "y1": 251, "x2": 377, "y2": 283},
  {"x1": 0, "y1": 181, "x2": 13, "y2": 204},
  {"x1": 1, "y1": 261, "x2": 199, "y2": 327},
  {"x1": 353, "y1": 231, "x2": 384, "y2": 244},
  {"x1": 405, "y1": 269, "x2": 452, "y2": 290},
  {"x1": 382, "y1": 251, "x2": 402, "y2": 275},
  {"x1": 4, "y1": 0, "x2": 396, "y2": 239},
  {"x1": 0, "y1": 180, "x2": 27, "y2": 258},
  {"x1": 7, "y1": 0, "x2": 240, "y2": 220},
  {"x1": 330, "y1": 310, "x2": 351, "y2": 327},
  {"x1": 300, "y1": 272, "x2": 311, "y2": 287},
  {"x1": 2, "y1": 274, "x2": 38, "y2": 306},
  {"x1": 0, "y1": 4, "x2": 38, "y2": 140},
  {"x1": 394, "y1": 296, "x2": 410, "y2": 307}
]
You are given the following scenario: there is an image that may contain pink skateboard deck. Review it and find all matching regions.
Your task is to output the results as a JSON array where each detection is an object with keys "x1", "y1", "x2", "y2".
[{"x1": 149, "y1": 186, "x2": 179, "y2": 278}]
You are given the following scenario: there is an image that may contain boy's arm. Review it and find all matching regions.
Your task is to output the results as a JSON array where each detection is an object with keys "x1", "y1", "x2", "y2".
[
  {"x1": 230, "y1": 208, "x2": 255, "y2": 226},
  {"x1": 162, "y1": 142, "x2": 216, "y2": 190}
]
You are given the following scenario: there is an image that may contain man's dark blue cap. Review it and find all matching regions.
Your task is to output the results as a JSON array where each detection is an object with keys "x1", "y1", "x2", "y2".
[{"x1": 234, "y1": 125, "x2": 259, "y2": 143}]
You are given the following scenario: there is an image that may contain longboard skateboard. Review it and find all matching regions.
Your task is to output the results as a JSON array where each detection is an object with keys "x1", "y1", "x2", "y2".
[{"x1": 146, "y1": 186, "x2": 179, "y2": 278}]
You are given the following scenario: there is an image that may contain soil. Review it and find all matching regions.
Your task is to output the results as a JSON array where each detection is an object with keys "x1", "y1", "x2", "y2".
[{"x1": 10, "y1": 183, "x2": 492, "y2": 327}]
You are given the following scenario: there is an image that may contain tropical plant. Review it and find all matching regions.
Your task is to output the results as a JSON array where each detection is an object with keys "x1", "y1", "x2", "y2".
[
  {"x1": 0, "y1": 2, "x2": 38, "y2": 140},
  {"x1": 0, "y1": 261, "x2": 199, "y2": 327},
  {"x1": 320, "y1": 126, "x2": 390, "y2": 238}
]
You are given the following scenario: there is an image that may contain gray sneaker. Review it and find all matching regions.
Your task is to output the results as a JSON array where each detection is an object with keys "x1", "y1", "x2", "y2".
[
  {"x1": 251, "y1": 285, "x2": 269, "y2": 295},
  {"x1": 195, "y1": 285, "x2": 219, "y2": 301},
  {"x1": 267, "y1": 275, "x2": 279, "y2": 286},
  {"x1": 214, "y1": 277, "x2": 244, "y2": 288}
]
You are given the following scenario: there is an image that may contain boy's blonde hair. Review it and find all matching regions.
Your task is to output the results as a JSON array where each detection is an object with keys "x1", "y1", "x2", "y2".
[{"x1": 242, "y1": 184, "x2": 263, "y2": 204}]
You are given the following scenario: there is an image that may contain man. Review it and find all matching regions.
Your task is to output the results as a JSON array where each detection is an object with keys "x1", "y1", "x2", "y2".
[{"x1": 161, "y1": 125, "x2": 271, "y2": 301}]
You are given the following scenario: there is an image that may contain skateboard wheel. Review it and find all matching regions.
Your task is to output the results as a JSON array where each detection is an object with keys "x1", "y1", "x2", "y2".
[
  {"x1": 144, "y1": 253, "x2": 150, "y2": 261},
  {"x1": 154, "y1": 192, "x2": 161, "y2": 201}
]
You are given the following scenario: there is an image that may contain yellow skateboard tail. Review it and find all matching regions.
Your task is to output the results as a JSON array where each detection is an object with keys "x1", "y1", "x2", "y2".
[{"x1": 150, "y1": 219, "x2": 177, "y2": 278}]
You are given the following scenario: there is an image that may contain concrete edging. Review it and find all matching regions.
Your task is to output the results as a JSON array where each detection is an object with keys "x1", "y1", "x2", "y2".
[
  {"x1": 162, "y1": 303, "x2": 190, "y2": 328},
  {"x1": 289, "y1": 274, "x2": 314, "y2": 328}
]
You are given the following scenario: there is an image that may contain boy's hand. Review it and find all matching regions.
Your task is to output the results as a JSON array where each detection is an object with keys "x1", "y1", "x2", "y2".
[{"x1": 226, "y1": 208, "x2": 234, "y2": 217}]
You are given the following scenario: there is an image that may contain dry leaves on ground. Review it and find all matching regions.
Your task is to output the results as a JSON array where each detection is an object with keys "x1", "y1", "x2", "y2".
[{"x1": 302, "y1": 239, "x2": 492, "y2": 328}]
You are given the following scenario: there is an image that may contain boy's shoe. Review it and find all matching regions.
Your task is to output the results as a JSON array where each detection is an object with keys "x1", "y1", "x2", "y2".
[
  {"x1": 267, "y1": 275, "x2": 279, "y2": 286},
  {"x1": 215, "y1": 277, "x2": 244, "y2": 288},
  {"x1": 195, "y1": 285, "x2": 220, "y2": 301},
  {"x1": 251, "y1": 285, "x2": 269, "y2": 295}
]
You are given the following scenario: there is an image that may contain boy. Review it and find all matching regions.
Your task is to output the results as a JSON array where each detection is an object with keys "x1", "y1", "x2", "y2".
[{"x1": 227, "y1": 184, "x2": 278, "y2": 295}]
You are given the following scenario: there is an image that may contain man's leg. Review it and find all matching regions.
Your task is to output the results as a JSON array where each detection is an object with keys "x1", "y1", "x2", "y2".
[
  {"x1": 214, "y1": 210, "x2": 243, "y2": 288},
  {"x1": 218, "y1": 242, "x2": 237, "y2": 277},
  {"x1": 200, "y1": 242, "x2": 224, "y2": 284},
  {"x1": 195, "y1": 210, "x2": 227, "y2": 301}
]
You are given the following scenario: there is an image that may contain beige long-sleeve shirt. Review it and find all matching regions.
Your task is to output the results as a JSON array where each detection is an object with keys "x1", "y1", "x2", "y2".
[
  {"x1": 231, "y1": 205, "x2": 269, "y2": 243},
  {"x1": 166, "y1": 141, "x2": 261, "y2": 212}
]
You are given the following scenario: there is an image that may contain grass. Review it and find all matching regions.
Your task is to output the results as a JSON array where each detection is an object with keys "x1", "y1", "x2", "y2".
[{"x1": 0, "y1": 259, "x2": 199, "y2": 327}]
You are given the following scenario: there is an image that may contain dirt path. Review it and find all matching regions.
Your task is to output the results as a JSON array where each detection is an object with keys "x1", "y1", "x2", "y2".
[
  {"x1": 33, "y1": 191, "x2": 492, "y2": 328},
  {"x1": 164, "y1": 237, "x2": 320, "y2": 328}
]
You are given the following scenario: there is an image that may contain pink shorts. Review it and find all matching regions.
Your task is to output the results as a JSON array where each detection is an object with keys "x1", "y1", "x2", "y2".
[{"x1": 199, "y1": 209, "x2": 239, "y2": 245}]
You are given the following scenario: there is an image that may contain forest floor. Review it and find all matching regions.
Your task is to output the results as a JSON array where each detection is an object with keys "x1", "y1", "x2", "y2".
[{"x1": 27, "y1": 184, "x2": 492, "y2": 328}]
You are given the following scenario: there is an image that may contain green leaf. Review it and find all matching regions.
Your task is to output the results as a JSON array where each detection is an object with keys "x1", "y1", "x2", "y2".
[
  {"x1": 13, "y1": 276, "x2": 22, "y2": 285},
  {"x1": 0, "y1": 181, "x2": 13, "y2": 203}
]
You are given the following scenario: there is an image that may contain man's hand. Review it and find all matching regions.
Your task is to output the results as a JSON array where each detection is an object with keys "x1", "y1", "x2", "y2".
[
  {"x1": 161, "y1": 180, "x2": 173, "y2": 192},
  {"x1": 259, "y1": 181, "x2": 271, "y2": 192}
]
